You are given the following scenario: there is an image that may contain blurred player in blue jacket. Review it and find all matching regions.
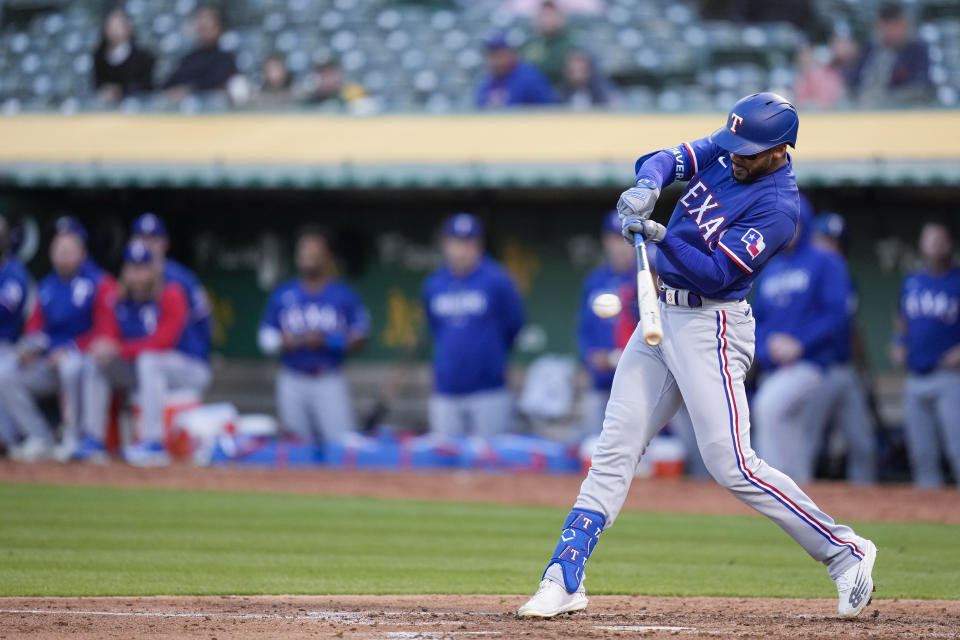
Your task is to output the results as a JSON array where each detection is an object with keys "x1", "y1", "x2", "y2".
[
  {"x1": 803, "y1": 213, "x2": 877, "y2": 484},
  {"x1": 751, "y1": 197, "x2": 852, "y2": 483},
  {"x1": 891, "y1": 221, "x2": 960, "y2": 488},
  {"x1": 130, "y1": 213, "x2": 212, "y2": 363},
  {"x1": 477, "y1": 34, "x2": 556, "y2": 109},
  {"x1": 0, "y1": 216, "x2": 34, "y2": 457},
  {"x1": 0, "y1": 217, "x2": 117, "y2": 462},
  {"x1": 576, "y1": 210, "x2": 634, "y2": 436},
  {"x1": 259, "y1": 227, "x2": 369, "y2": 446},
  {"x1": 423, "y1": 213, "x2": 524, "y2": 437},
  {"x1": 85, "y1": 240, "x2": 212, "y2": 466}
]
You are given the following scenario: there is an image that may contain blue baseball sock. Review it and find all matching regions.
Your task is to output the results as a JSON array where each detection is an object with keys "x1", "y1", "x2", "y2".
[{"x1": 543, "y1": 508, "x2": 605, "y2": 593}]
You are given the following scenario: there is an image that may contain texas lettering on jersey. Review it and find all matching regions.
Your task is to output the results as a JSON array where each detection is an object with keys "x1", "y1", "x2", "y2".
[{"x1": 677, "y1": 180, "x2": 726, "y2": 248}]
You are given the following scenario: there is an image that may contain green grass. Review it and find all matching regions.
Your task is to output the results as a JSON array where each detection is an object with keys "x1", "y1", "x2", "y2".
[{"x1": 0, "y1": 482, "x2": 957, "y2": 599}]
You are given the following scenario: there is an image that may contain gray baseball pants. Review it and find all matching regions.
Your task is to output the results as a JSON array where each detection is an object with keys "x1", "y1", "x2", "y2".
[
  {"x1": 903, "y1": 370, "x2": 960, "y2": 489},
  {"x1": 574, "y1": 299, "x2": 869, "y2": 579}
]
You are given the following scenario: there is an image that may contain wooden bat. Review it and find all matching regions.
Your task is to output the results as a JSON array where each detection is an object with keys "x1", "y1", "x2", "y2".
[{"x1": 634, "y1": 234, "x2": 663, "y2": 346}]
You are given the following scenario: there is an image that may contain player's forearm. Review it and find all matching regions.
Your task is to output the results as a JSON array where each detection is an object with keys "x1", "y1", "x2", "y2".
[
  {"x1": 634, "y1": 150, "x2": 677, "y2": 191},
  {"x1": 657, "y1": 235, "x2": 736, "y2": 295}
]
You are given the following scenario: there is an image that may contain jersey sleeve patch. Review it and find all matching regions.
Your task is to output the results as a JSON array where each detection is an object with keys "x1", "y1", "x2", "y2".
[{"x1": 741, "y1": 228, "x2": 766, "y2": 259}]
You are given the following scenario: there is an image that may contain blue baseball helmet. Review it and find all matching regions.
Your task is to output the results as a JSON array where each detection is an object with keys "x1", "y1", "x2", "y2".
[
  {"x1": 813, "y1": 212, "x2": 847, "y2": 239},
  {"x1": 709, "y1": 92, "x2": 799, "y2": 156},
  {"x1": 53, "y1": 216, "x2": 88, "y2": 243},
  {"x1": 601, "y1": 209, "x2": 620, "y2": 234},
  {"x1": 124, "y1": 239, "x2": 154, "y2": 264},
  {"x1": 131, "y1": 212, "x2": 167, "y2": 237},
  {"x1": 444, "y1": 212, "x2": 484, "y2": 239}
]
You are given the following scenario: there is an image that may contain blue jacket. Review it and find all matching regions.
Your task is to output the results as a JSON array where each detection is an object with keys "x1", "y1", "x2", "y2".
[
  {"x1": 260, "y1": 278, "x2": 370, "y2": 374},
  {"x1": 752, "y1": 218, "x2": 852, "y2": 371},
  {"x1": 0, "y1": 257, "x2": 29, "y2": 343},
  {"x1": 424, "y1": 256, "x2": 524, "y2": 395},
  {"x1": 31, "y1": 259, "x2": 114, "y2": 350},
  {"x1": 577, "y1": 263, "x2": 633, "y2": 389},
  {"x1": 900, "y1": 268, "x2": 960, "y2": 374},
  {"x1": 164, "y1": 258, "x2": 212, "y2": 360},
  {"x1": 476, "y1": 61, "x2": 556, "y2": 108}
]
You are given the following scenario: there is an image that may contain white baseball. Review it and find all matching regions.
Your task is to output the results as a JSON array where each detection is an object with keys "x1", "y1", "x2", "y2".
[{"x1": 591, "y1": 293, "x2": 622, "y2": 319}]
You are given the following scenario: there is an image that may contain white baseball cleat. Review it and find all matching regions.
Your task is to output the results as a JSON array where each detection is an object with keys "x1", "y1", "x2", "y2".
[
  {"x1": 9, "y1": 436, "x2": 55, "y2": 463},
  {"x1": 835, "y1": 540, "x2": 877, "y2": 619},
  {"x1": 517, "y1": 579, "x2": 588, "y2": 618}
]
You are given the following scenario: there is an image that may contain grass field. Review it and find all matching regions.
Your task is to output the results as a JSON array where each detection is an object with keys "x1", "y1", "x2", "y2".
[{"x1": 2, "y1": 482, "x2": 958, "y2": 599}]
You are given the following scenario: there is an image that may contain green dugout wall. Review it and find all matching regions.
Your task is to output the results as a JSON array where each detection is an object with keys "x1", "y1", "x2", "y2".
[{"x1": 0, "y1": 184, "x2": 954, "y2": 371}]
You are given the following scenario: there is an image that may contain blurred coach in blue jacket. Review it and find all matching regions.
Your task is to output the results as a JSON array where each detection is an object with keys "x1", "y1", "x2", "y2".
[
  {"x1": 751, "y1": 197, "x2": 852, "y2": 484},
  {"x1": 423, "y1": 213, "x2": 525, "y2": 437}
]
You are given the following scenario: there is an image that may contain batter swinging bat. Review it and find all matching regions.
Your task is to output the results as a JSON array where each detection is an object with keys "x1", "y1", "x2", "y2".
[{"x1": 633, "y1": 234, "x2": 663, "y2": 346}]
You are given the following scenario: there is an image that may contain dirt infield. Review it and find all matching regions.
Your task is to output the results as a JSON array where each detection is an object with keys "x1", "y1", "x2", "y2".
[
  {"x1": 2, "y1": 460, "x2": 959, "y2": 524},
  {"x1": 1, "y1": 595, "x2": 958, "y2": 639}
]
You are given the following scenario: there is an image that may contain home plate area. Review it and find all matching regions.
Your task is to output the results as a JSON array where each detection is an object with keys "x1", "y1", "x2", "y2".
[{"x1": 2, "y1": 595, "x2": 958, "y2": 639}]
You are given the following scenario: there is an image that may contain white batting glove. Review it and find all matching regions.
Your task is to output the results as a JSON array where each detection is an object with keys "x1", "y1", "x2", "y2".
[
  {"x1": 621, "y1": 217, "x2": 667, "y2": 245},
  {"x1": 616, "y1": 177, "x2": 660, "y2": 220}
]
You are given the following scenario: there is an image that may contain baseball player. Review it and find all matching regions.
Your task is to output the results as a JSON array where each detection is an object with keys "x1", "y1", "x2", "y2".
[
  {"x1": 804, "y1": 212, "x2": 877, "y2": 484},
  {"x1": 891, "y1": 221, "x2": 960, "y2": 488},
  {"x1": 518, "y1": 93, "x2": 876, "y2": 620},
  {"x1": 576, "y1": 210, "x2": 635, "y2": 436},
  {"x1": 0, "y1": 217, "x2": 117, "y2": 462},
  {"x1": 84, "y1": 240, "x2": 211, "y2": 466},
  {"x1": 750, "y1": 199, "x2": 853, "y2": 484},
  {"x1": 0, "y1": 216, "x2": 35, "y2": 458},
  {"x1": 258, "y1": 226, "x2": 369, "y2": 445},
  {"x1": 130, "y1": 213, "x2": 212, "y2": 363},
  {"x1": 423, "y1": 213, "x2": 524, "y2": 437}
]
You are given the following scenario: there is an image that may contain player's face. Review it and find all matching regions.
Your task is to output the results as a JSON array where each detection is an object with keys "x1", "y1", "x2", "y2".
[
  {"x1": 487, "y1": 48, "x2": 516, "y2": 77},
  {"x1": 729, "y1": 144, "x2": 787, "y2": 183},
  {"x1": 602, "y1": 231, "x2": 634, "y2": 271},
  {"x1": 104, "y1": 10, "x2": 131, "y2": 46},
  {"x1": 919, "y1": 224, "x2": 954, "y2": 266},
  {"x1": 50, "y1": 234, "x2": 86, "y2": 277},
  {"x1": 296, "y1": 235, "x2": 331, "y2": 279},
  {"x1": 443, "y1": 236, "x2": 482, "y2": 276},
  {"x1": 122, "y1": 262, "x2": 157, "y2": 301}
]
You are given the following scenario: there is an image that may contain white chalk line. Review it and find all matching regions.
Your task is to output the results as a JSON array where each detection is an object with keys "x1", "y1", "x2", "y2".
[
  {"x1": 0, "y1": 609, "x2": 507, "y2": 624},
  {"x1": 595, "y1": 625, "x2": 695, "y2": 632}
]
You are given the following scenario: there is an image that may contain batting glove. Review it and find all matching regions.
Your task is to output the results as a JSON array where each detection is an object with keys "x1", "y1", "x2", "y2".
[
  {"x1": 616, "y1": 177, "x2": 660, "y2": 220},
  {"x1": 622, "y1": 217, "x2": 667, "y2": 245}
]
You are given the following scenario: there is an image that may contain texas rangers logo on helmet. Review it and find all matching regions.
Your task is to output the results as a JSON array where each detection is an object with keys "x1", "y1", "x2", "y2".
[
  {"x1": 729, "y1": 113, "x2": 744, "y2": 134},
  {"x1": 741, "y1": 228, "x2": 766, "y2": 259}
]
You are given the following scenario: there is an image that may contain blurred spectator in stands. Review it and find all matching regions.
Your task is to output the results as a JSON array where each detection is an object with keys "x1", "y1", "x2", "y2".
[
  {"x1": 891, "y1": 222, "x2": 960, "y2": 488},
  {"x1": 162, "y1": 4, "x2": 238, "y2": 104},
  {"x1": 561, "y1": 49, "x2": 620, "y2": 110},
  {"x1": 93, "y1": 8, "x2": 155, "y2": 104},
  {"x1": 522, "y1": 1, "x2": 576, "y2": 88},
  {"x1": 477, "y1": 34, "x2": 556, "y2": 108},
  {"x1": 85, "y1": 240, "x2": 211, "y2": 467},
  {"x1": 700, "y1": 0, "x2": 824, "y2": 40},
  {"x1": 848, "y1": 2, "x2": 931, "y2": 108},
  {"x1": 803, "y1": 213, "x2": 877, "y2": 484},
  {"x1": 258, "y1": 227, "x2": 368, "y2": 446},
  {"x1": 0, "y1": 218, "x2": 116, "y2": 464},
  {"x1": 249, "y1": 53, "x2": 294, "y2": 110},
  {"x1": 504, "y1": 0, "x2": 603, "y2": 16},
  {"x1": 0, "y1": 216, "x2": 37, "y2": 460},
  {"x1": 576, "y1": 210, "x2": 633, "y2": 436},
  {"x1": 423, "y1": 214, "x2": 524, "y2": 437},
  {"x1": 793, "y1": 41, "x2": 850, "y2": 110},
  {"x1": 298, "y1": 59, "x2": 367, "y2": 110}
]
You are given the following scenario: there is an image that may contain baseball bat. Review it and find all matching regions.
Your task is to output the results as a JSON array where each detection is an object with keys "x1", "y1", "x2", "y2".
[{"x1": 634, "y1": 234, "x2": 663, "y2": 346}]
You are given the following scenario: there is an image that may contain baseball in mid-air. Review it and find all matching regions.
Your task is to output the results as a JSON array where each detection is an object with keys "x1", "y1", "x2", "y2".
[{"x1": 591, "y1": 293, "x2": 622, "y2": 319}]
